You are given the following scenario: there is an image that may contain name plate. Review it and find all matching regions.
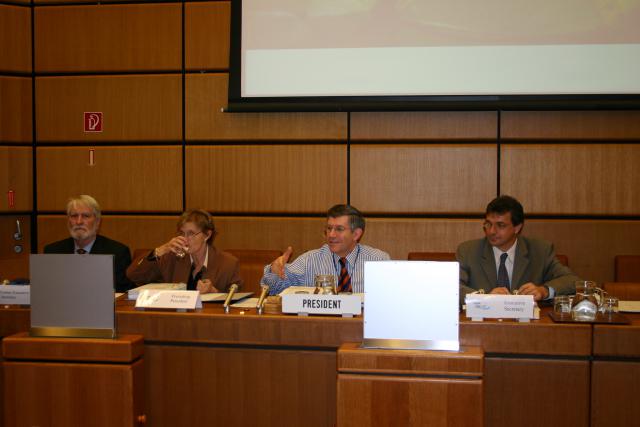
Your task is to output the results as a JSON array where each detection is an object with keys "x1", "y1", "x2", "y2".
[
  {"x1": 282, "y1": 294, "x2": 361, "y2": 317},
  {"x1": 465, "y1": 294, "x2": 534, "y2": 321},
  {"x1": 0, "y1": 285, "x2": 30, "y2": 305},
  {"x1": 135, "y1": 290, "x2": 202, "y2": 311}
]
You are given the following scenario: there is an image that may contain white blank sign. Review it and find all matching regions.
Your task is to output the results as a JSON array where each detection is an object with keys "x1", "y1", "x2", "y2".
[{"x1": 363, "y1": 261, "x2": 459, "y2": 351}]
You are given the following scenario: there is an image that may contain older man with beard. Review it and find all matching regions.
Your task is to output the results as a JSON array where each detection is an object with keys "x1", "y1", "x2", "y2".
[{"x1": 43, "y1": 195, "x2": 133, "y2": 292}]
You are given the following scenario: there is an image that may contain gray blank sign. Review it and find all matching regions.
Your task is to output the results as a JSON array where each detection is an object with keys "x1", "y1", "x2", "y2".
[{"x1": 30, "y1": 254, "x2": 115, "y2": 337}]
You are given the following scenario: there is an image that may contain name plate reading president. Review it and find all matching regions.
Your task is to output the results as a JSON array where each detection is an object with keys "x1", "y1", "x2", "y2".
[
  {"x1": 0, "y1": 285, "x2": 30, "y2": 305},
  {"x1": 135, "y1": 289, "x2": 202, "y2": 311},
  {"x1": 465, "y1": 294, "x2": 534, "y2": 321},
  {"x1": 282, "y1": 294, "x2": 361, "y2": 317}
]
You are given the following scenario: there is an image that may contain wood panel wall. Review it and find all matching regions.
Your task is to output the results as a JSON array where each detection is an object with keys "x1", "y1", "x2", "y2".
[
  {"x1": 36, "y1": 146, "x2": 183, "y2": 211},
  {"x1": 0, "y1": 147, "x2": 32, "y2": 211},
  {"x1": 186, "y1": 74, "x2": 347, "y2": 141},
  {"x1": 350, "y1": 144, "x2": 496, "y2": 214},
  {"x1": 34, "y1": 4, "x2": 182, "y2": 72},
  {"x1": 186, "y1": 145, "x2": 347, "y2": 212},
  {"x1": 0, "y1": 5, "x2": 31, "y2": 73},
  {"x1": 1, "y1": 0, "x2": 639, "y2": 285},
  {"x1": 36, "y1": 75, "x2": 182, "y2": 142},
  {"x1": 0, "y1": 77, "x2": 32, "y2": 143}
]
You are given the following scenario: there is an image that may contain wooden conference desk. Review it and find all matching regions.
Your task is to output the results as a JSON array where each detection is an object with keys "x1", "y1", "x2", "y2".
[{"x1": 1, "y1": 301, "x2": 639, "y2": 427}]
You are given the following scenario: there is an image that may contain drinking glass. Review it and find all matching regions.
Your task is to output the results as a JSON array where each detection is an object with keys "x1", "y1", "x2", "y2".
[
  {"x1": 553, "y1": 295, "x2": 572, "y2": 315},
  {"x1": 314, "y1": 275, "x2": 337, "y2": 295},
  {"x1": 175, "y1": 246, "x2": 188, "y2": 258},
  {"x1": 600, "y1": 296, "x2": 619, "y2": 315}
]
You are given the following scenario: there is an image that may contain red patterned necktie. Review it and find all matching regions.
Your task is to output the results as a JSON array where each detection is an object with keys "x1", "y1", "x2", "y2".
[{"x1": 338, "y1": 257, "x2": 352, "y2": 293}]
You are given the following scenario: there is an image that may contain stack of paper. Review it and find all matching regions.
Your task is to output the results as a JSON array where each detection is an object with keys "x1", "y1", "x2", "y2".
[
  {"x1": 127, "y1": 283, "x2": 186, "y2": 300},
  {"x1": 619, "y1": 301, "x2": 640, "y2": 313}
]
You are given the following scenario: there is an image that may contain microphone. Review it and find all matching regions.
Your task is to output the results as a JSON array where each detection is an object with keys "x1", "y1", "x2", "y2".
[
  {"x1": 256, "y1": 284, "x2": 269, "y2": 315},
  {"x1": 223, "y1": 283, "x2": 238, "y2": 313}
]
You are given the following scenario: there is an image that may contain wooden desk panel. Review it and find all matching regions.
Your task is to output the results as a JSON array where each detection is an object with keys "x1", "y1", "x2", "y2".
[
  {"x1": 591, "y1": 360, "x2": 640, "y2": 427},
  {"x1": 337, "y1": 343, "x2": 483, "y2": 427},
  {"x1": 485, "y1": 357, "x2": 590, "y2": 427},
  {"x1": 460, "y1": 312, "x2": 592, "y2": 356},
  {"x1": 3, "y1": 332, "x2": 145, "y2": 427},
  {"x1": 593, "y1": 314, "x2": 640, "y2": 357},
  {"x1": 116, "y1": 302, "x2": 363, "y2": 348},
  {"x1": 338, "y1": 374, "x2": 482, "y2": 427},
  {"x1": 591, "y1": 314, "x2": 640, "y2": 427},
  {"x1": 4, "y1": 359, "x2": 144, "y2": 427},
  {"x1": 145, "y1": 344, "x2": 335, "y2": 427},
  {"x1": 2, "y1": 332, "x2": 143, "y2": 363},
  {"x1": 0, "y1": 308, "x2": 29, "y2": 339},
  {"x1": 0, "y1": 304, "x2": 624, "y2": 427},
  {"x1": 338, "y1": 342, "x2": 483, "y2": 377},
  {"x1": 1, "y1": 304, "x2": 592, "y2": 356}
]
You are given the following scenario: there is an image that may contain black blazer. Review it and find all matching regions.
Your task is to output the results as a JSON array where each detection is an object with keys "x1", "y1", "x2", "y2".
[{"x1": 43, "y1": 234, "x2": 133, "y2": 292}]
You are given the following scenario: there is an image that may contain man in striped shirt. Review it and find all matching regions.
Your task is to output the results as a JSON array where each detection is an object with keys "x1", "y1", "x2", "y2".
[{"x1": 261, "y1": 204, "x2": 390, "y2": 295}]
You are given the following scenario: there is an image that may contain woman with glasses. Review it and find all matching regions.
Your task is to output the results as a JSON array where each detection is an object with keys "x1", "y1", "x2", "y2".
[{"x1": 127, "y1": 209, "x2": 242, "y2": 293}]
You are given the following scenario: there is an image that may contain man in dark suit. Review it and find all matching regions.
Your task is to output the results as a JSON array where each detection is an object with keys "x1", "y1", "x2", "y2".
[
  {"x1": 456, "y1": 195, "x2": 579, "y2": 304},
  {"x1": 43, "y1": 195, "x2": 133, "y2": 292}
]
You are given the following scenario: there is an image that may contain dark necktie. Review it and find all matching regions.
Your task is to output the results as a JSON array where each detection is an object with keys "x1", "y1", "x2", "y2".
[
  {"x1": 497, "y1": 252, "x2": 510, "y2": 290},
  {"x1": 76, "y1": 248, "x2": 87, "y2": 254},
  {"x1": 338, "y1": 257, "x2": 352, "y2": 293},
  {"x1": 187, "y1": 263, "x2": 204, "y2": 291}
]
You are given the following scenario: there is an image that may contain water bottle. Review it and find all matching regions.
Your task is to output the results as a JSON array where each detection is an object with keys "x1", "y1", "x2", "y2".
[{"x1": 571, "y1": 280, "x2": 598, "y2": 321}]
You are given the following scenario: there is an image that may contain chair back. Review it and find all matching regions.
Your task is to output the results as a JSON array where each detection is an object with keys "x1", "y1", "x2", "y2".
[
  {"x1": 407, "y1": 251, "x2": 569, "y2": 266},
  {"x1": 603, "y1": 282, "x2": 640, "y2": 301},
  {"x1": 615, "y1": 255, "x2": 640, "y2": 282},
  {"x1": 226, "y1": 249, "x2": 282, "y2": 295},
  {"x1": 407, "y1": 252, "x2": 456, "y2": 261},
  {"x1": 556, "y1": 254, "x2": 569, "y2": 267}
]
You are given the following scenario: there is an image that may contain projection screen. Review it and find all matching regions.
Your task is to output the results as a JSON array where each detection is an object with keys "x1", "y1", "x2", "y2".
[{"x1": 228, "y1": 0, "x2": 640, "y2": 111}]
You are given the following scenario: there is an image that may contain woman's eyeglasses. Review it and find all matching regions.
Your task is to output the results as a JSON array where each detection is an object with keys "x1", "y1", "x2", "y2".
[{"x1": 177, "y1": 230, "x2": 203, "y2": 239}]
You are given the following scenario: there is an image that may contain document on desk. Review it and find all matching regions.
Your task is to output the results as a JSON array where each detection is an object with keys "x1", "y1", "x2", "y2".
[
  {"x1": 231, "y1": 297, "x2": 259, "y2": 308},
  {"x1": 200, "y1": 292, "x2": 253, "y2": 302},
  {"x1": 619, "y1": 300, "x2": 640, "y2": 313},
  {"x1": 128, "y1": 283, "x2": 186, "y2": 300}
]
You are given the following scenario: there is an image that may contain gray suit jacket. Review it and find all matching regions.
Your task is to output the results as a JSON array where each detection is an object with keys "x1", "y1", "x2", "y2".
[{"x1": 456, "y1": 236, "x2": 579, "y2": 304}]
